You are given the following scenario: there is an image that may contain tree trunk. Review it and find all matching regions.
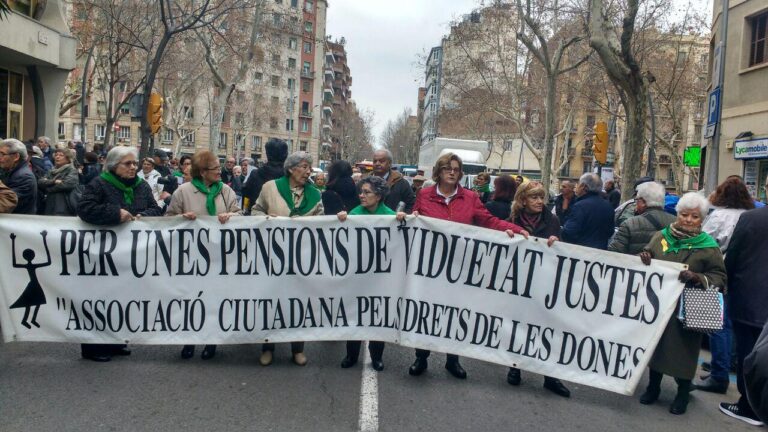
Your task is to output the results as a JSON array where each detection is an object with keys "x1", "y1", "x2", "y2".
[
  {"x1": 542, "y1": 74, "x2": 556, "y2": 194},
  {"x1": 621, "y1": 89, "x2": 648, "y2": 202}
]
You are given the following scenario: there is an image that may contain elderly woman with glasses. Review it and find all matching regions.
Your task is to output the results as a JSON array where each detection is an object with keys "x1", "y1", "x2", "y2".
[
  {"x1": 638, "y1": 192, "x2": 727, "y2": 415},
  {"x1": 251, "y1": 151, "x2": 323, "y2": 366},
  {"x1": 408, "y1": 152, "x2": 528, "y2": 380},
  {"x1": 336, "y1": 176, "x2": 406, "y2": 372},
  {"x1": 166, "y1": 150, "x2": 242, "y2": 361},
  {"x1": 37, "y1": 147, "x2": 80, "y2": 216},
  {"x1": 76, "y1": 146, "x2": 162, "y2": 362},
  {"x1": 505, "y1": 181, "x2": 570, "y2": 397}
]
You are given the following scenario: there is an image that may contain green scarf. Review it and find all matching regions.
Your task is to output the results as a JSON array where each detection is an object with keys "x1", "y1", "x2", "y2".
[
  {"x1": 473, "y1": 183, "x2": 491, "y2": 194},
  {"x1": 191, "y1": 178, "x2": 223, "y2": 216},
  {"x1": 660, "y1": 226, "x2": 719, "y2": 254},
  {"x1": 349, "y1": 203, "x2": 396, "y2": 215},
  {"x1": 100, "y1": 171, "x2": 143, "y2": 205},
  {"x1": 274, "y1": 176, "x2": 321, "y2": 216}
]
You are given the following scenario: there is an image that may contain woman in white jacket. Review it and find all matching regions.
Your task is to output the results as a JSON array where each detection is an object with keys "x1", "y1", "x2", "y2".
[
  {"x1": 138, "y1": 158, "x2": 165, "y2": 206},
  {"x1": 698, "y1": 176, "x2": 755, "y2": 394}
]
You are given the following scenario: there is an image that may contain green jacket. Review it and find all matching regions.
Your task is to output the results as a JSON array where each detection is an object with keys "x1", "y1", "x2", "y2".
[{"x1": 608, "y1": 208, "x2": 676, "y2": 255}]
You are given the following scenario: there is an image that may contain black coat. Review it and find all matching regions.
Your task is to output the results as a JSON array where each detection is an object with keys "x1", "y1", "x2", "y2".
[
  {"x1": 485, "y1": 199, "x2": 512, "y2": 220},
  {"x1": 322, "y1": 176, "x2": 360, "y2": 215},
  {"x1": 77, "y1": 176, "x2": 162, "y2": 225},
  {"x1": 561, "y1": 191, "x2": 615, "y2": 249},
  {"x1": 513, "y1": 210, "x2": 561, "y2": 239},
  {"x1": 383, "y1": 170, "x2": 415, "y2": 213},
  {"x1": 4, "y1": 162, "x2": 37, "y2": 215},
  {"x1": 725, "y1": 206, "x2": 768, "y2": 328},
  {"x1": 243, "y1": 163, "x2": 283, "y2": 207},
  {"x1": 606, "y1": 188, "x2": 621, "y2": 209},
  {"x1": 554, "y1": 194, "x2": 574, "y2": 225},
  {"x1": 81, "y1": 163, "x2": 100, "y2": 186}
]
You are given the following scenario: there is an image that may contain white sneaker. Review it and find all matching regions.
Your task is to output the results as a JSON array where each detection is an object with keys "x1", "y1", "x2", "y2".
[
  {"x1": 259, "y1": 350, "x2": 273, "y2": 366},
  {"x1": 719, "y1": 402, "x2": 765, "y2": 426}
]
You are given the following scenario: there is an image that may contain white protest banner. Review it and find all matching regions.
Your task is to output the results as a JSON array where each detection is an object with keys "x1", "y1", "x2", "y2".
[{"x1": 0, "y1": 214, "x2": 685, "y2": 395}]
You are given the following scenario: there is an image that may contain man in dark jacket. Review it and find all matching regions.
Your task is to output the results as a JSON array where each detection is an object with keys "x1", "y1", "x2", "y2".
[
  {"x1": 242, "y1": 138, "x2": 288, "y2": 213},
  {"x1": 608, "y1": 181, "x2": 675, "y2": 255},
  {"x1": 719, "y1": 198, "x2": 768, "y2": 426},
  {"x1": 604, "y1": 179, "x2": 621, "y2": 209},
  {"x1": 554, "y1": 179, "x2": 575, "y2": 225},
  {"x1": 372, "y1": 149, "x2": 415, "y2": 213},
  {"x1": 561, "y1": 173, "x2": 614, "y2": 249},
  {"x1": 0, "y1": 139, "x2": 37, "y2": 214},
  {"x1": 745, "y1": 321, "x2": 768, "y2": 423}
]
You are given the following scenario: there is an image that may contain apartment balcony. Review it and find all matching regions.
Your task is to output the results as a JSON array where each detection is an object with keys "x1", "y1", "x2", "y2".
[
  {"x1": 581, "y1": 147, "x2": 594, "y2": 158},
  {"x1": 325, "y1": 51, "x2": 335, "y2": 63},
  {"x1": 658, "y1": 155, "x2": 672, "y2": 164},
  {"x1": 299, "y1": 111, "x2": 313, "y2": 119},
  {"x1": 324, "y1": 87, "x2": 335, "y2": 98},
  {"x1": 300, "y1": 70, "x2": 315, "y2": 80},
  {"x1": 324, "y1": 67, "x2": 334, "y2": 79},
  {"x1": 323, "y1": 105, "x2": 333, "y2": 115}
]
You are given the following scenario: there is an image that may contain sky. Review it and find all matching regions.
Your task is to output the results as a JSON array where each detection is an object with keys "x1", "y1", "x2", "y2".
[
  {"x1": 325, "y1": 0, "x2": 478, "y2": 145},
  {"x1": 325, "y1": 0, "x2": 714, "y2": 146}
]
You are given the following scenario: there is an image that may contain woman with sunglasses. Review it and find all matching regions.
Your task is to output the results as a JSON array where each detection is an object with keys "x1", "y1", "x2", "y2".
[
  {"x1": 407, "y1": 152, "x2": 528, "y2": 380},
  {"x1": 76, "y1": 146, "x2": 163, "y2": 362}
]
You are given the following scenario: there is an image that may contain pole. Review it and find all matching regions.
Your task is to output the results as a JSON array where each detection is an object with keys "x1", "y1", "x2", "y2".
[
  {"x1": 704, "y1": 0, "x2": 729, "y2": 194},
  {"x1": 80, "y1": 47, "x2": 94, "y2": 149},
  {"x1": 646, "y1": 88, "x2": 656, "y2": 178}
]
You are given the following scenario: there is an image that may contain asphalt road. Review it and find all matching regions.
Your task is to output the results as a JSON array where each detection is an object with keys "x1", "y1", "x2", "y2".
[{"x1": 0, "y1": 341, "x2": 756, "y2": 432}]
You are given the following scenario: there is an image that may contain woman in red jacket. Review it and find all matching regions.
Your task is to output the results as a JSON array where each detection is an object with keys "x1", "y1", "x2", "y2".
[{"x1": 408, "y1": 152, "x2": 528, "y2": 379}]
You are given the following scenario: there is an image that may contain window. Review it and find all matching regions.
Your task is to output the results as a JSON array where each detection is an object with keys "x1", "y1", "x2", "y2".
[
  {"x1": 73, "y1": 124, "x2": 83, "y2": 140},
  {"x1": 286, "y1": 119, "x2": 294, "y2": 131},
  {"x1": 119, "y1": 104, "x2": 130, "y2": 115},
  {"x1": 97, "y1": 101, "x2": 106, "y2": 115},
  {"x1": 254, "y1": 72, "x2": 263, "y2": 84},
  {"x1": 273, "y1": 13, "x2": 282, "y2": 27},
  {"x1": 582, "y1": 161, "x2": 592, "y2": 174},
  {"x1": 302, "y1": 80, "x2": 311, "y2": 93},
  {"x1": 288, "y1": 78, "x2": 296, "y2": 90},
  {"x1": 117, "y1": 126, "x2": 131, "y2": 140},
  {"x1": 304, "y1": 0, "x2": 313, "y2": 13},
  {"x1": 300, "y1": 140, "x2": 308, "y2": 151},
  {"x1": 272, "y1": 54, "x2": 281, "y2": 66},
  {"x1": 288, "y1": 58, "x2": 297, "y2": 69},
  {"x1": 667, "y1": 167, "x2": 675, "y2": 183},
  {"x1": 304, "y1": 21, "x2": 312, "y2": 33},
  {"x1": 676, "y1": 51, "x2": 688, "y2": 66},
  {"x1": 270, "y1": 117, "x2": 278, "y2": 129},
  {"x1": 235, "y1": 112, "x2": 245, "y2": 126},
  {"x1": 183, "y1": 106, "x2": 194, "y2": 120},
  {"x1": 271, "y1": 96, "x2": 280, "y2": 107},
  {"x1": 289, "y1": 38, "x2": 297, "y2": 50},
  {"x1": 271, "y1": 75, "x2": 279, "y2": 87},
  {"x1": 291, "y1": 0, "x2": 298, "y2": 7},
  {"x1": 162, "y1": 129, "x2": 173, "y2": 143},
  {"x1": 749, "y1": 12, "x2": 768, "y2": 66},
  {"x1": 181, "y1": 129, "x2": 195, "y2": 146},
  {"x1": 301, "y1": 120, "x2": 309, "y2": 132},
  {"x1": 95, "y1": 124, "x2": 106, "y2": 141},
  {"x1": 58, "y1": 122, "x2": 65, "y2": 139},
  {"x1": 693, "y1": 124, "x2": 702, "y2": 142},
  {"x1": 585, "y1": 115, "x2": 595, "y2": 128},
  {"x1": 303, "y1": 41, "x2": 312, "y2": 54},
  {"x1": 251, "y1": 136, "x2": 262, "y2": 152},
  {"x1": 218, "y1": 132, "x2": 228, "y2": 149},
  {"x1": 559, "y1": 161, "x2": 570, "y2": 178},
  {"x1": 301, "y1": 101, "x2": 310, "y2": 115},
  {"x1": 302, "y1": 61, "x2": 311, "y2": 74}
]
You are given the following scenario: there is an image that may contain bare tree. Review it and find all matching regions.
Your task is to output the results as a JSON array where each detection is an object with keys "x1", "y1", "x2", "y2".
[{"x1": 380, "y1": 108, "x2": 419, "y2": 165}]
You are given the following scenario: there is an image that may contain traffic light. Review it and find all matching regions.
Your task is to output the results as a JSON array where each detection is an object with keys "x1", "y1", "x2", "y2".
[
  {"x1": 147, "y1": 93, "x2": 163, "y2": 135},
  {"x1": 593, "y1": 121, "x2": 608, "y2": 165}
]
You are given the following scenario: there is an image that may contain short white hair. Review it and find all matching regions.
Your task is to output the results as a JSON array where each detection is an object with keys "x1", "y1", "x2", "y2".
[
  {"x1": 1, "y1": 138, "x2": 28, "y2": 161},
  {"x1": 104, "y1": 146, "x2": 138, "y2": 172},
  {"x1": 676, "y1": 192, "x2": 709, "y2": 217},
  {"x1": 635, "y1": 182, "x2": 666, "y2": 208},
  {"x1": 579, "y1": 173, "x2": 603, "y2": 193}
]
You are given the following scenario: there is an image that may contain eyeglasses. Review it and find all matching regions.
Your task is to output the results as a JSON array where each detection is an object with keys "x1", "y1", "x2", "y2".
[
  {"x1": 440, "y1": 166, "x2": 461, "y2": 173},
  {"x1": 119, "y1": 161, "x2": 139, "y2": 167},
  {"x1": 205, "y1": 166, "x2": 221, "y2": 171},
  {"x1": 359, "y1": 189, "x2": 376, "y2": 196}
]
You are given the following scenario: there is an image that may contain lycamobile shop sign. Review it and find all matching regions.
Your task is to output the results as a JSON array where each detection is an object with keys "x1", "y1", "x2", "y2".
[{"x1": 734, "y1": 138, "x2": 768, "y2": 160}]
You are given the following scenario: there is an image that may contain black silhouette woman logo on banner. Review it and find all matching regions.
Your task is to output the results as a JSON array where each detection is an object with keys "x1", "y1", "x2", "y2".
[{"x1": 9, "y1": 230, "x2": 51, "y2": 329}]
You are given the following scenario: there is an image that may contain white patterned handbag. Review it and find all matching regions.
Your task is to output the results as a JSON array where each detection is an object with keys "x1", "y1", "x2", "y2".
[{"x1": 677, "y1": 279, "x2": 724, "y2": 334}]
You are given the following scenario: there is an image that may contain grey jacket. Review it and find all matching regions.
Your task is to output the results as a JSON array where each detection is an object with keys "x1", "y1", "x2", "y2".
[{"x1": 607, "y1": 208, "x2": 676, "y2": 255}]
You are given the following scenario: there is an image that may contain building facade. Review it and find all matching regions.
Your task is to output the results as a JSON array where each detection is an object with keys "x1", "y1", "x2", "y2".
[
  {"x1": 705, "y1": 0, "x2": 768, "y2": 201},
  {"x1": 0, "y1": 0, "x2": 76, "y2": 141}
]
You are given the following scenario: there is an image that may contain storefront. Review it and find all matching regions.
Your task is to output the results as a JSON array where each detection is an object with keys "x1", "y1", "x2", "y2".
[
  {"x1": 734, "y1": 137, "x2": 768, "y2": 202},
  {"x1": 0, "y1": 69, "x2": 25, "y2": 139}
]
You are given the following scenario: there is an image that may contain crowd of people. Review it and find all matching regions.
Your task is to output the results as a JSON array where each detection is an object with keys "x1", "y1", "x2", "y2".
[{"x1": 0, "y1": 136, "x2": 767, "y2": 425}]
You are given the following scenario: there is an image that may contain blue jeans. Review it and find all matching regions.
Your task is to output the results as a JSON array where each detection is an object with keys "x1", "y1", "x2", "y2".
[{"x1": 708, "y1": 298, "x2": 732, "y2": 382}]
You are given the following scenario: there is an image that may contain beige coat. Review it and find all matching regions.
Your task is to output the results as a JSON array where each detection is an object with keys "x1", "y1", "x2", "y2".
[
  {"x1": 0, "y1": 180, "x2": 18, "y2": 213},
  {"x1": 251, "y1": 180, "x2": 324, "y2": 217},
  {"x1": 166, "y1": 182, "x2": 242, "y2": 217}
]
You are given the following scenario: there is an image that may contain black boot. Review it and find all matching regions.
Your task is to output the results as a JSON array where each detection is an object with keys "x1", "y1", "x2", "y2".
[
  {"x1": 507, "y1": 367, "x2": 521, "y2": 386},
  {"x1": 669, "y1": 379, "x2": 691, "y2": 415},
  {"x1": 543, "y1": 377, "x2": 571, "y2": 398},
  {"x1": 340, "y1": 356, "x2": 358, "y2": 368},
  {"x1": 409, "y1": 357, "x2": 428, "y2": 376},
  {"x1": 640, "y1": 370, "x2": 663, "y2": 405},
  {"x1": 201, "y1": 345, "x2": 217, "y2": 360},
  {"x1": 445, "y1": 357, "x2": 466, "y2": 379},
  {"x1": 181, "y1": 345, "x2": 195, "y2": 359}
]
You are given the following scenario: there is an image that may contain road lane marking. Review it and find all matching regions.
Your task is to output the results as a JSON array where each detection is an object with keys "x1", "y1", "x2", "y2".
[{"x1": 358, "y1": 341, "x2": 379, "y2": 432}]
